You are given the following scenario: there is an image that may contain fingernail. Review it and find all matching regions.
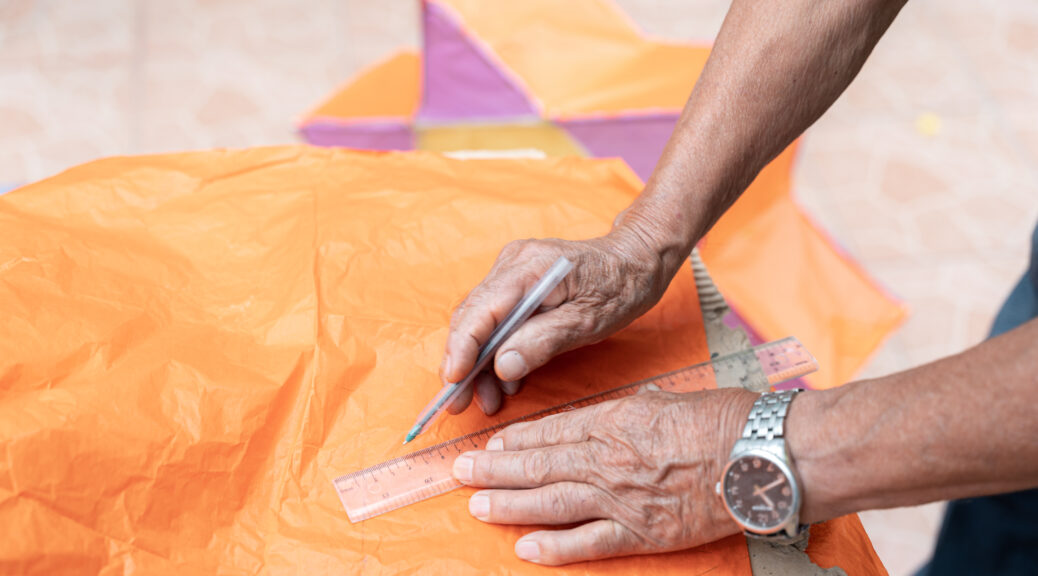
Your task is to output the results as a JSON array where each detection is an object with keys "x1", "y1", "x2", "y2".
[
  {"x1": 501, "y1": 380, "x2": 520, "y2": 395},
  {"x1": 469, "y1": 493, "x2": 490, "y2": 520},
  {"x1": 453, "y1": 454, "x2": 474, "y2": 483},
  {"x1": 486, "y1": 437, "x2": 504, "y2": 451},
  {"x1": 444, "y1": 355, "x2": 454, "y2": 381},
  {"x1": 515, "y1": 539, "x2": 541, "y2": 562},
  {"x1": 497, "y1": 351, "x2": 527, "y2": 381}
]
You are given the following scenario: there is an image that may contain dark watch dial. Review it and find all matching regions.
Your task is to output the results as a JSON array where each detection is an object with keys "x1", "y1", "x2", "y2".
[{"x1": 722, "y1": 453, "x2": 796, "y2": 532}]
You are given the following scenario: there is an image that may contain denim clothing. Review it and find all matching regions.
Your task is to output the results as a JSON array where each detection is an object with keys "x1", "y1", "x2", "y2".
[{"x1": 917, "y1": 223, "x2": 1038, "y2": 576}]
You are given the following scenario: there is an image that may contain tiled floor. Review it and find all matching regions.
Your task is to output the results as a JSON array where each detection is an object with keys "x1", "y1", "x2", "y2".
[{"x1": 2, "y1": 1, "x2": 1036, "y2": 574}]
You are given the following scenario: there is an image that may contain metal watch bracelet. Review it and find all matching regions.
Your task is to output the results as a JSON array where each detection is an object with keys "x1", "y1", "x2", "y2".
[
  {"x1": 730, "y1": 389, "x2": 809, "y2": 544},
  {"x1": 738, "y1": 388, "x2": 801, "y2": 448}
]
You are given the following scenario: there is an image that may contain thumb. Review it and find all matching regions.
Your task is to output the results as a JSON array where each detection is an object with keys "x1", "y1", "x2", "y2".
[{"x1": 493, "y1": 304, "x2": 597, "y2": 382}]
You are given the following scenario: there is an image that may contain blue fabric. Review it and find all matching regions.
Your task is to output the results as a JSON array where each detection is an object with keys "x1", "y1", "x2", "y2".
[
  {"x1": 990, "y1": 223, "x2": 1038, "y2": 339},
  {"x1": 917, "y1": 222, "x2": 1038, "y2": 576}
]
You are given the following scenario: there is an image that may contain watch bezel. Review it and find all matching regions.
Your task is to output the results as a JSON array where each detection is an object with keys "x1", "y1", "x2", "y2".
[{"x1": 720, "y1": 448, "x2": 801, "y2": 536}]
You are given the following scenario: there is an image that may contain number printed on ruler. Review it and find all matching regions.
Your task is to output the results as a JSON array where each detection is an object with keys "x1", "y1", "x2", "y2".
[{"x1": 334, "y1": 337, "x2": 817, "y2": 523}]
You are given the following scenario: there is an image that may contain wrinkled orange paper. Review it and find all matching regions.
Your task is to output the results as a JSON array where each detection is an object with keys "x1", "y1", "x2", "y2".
[
  {"x1": 304, "y1": 0, "x2": 907, "y2": 392},
  {"x1": 0, "y1": 147, "x2": 882, "y2": 574}
]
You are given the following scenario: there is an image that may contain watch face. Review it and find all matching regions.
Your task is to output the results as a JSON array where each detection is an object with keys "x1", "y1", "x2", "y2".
[{"x1": 722, "y1": 453, "x2": 797, "y2": 532}]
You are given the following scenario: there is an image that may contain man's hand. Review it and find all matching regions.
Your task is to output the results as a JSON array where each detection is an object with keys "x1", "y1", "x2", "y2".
[
  {"x1": 451, "y1": 388, "x2": 757, "y2": 565},
  {"x1": 441, "y1": 225, "x2": 678, "y2": 416}
]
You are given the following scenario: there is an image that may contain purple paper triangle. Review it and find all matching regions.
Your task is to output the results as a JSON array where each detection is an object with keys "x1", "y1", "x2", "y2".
[
  {"x1": 419, "y1": 0, "x2": 538, "y2": 121},
  {"x1": 300, "y1": 121, "x2": 414, "y2": 151},
  {"x1": 558, "y1": 114, "x2": 680, "y2": 182}
]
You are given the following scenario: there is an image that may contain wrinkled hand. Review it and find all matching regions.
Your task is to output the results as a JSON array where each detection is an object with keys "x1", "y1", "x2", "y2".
[
  {"x1": 451, "y1": 388, "x2": 757, "y2": 565},
  {"x1": 441, "y1": 226, "x2": 674, "y2": 415}
]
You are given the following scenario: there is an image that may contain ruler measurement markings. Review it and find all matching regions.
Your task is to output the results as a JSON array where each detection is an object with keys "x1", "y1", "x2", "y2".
[{"x1": 335, "y1": 338, "x2": 816, "y2": 522}]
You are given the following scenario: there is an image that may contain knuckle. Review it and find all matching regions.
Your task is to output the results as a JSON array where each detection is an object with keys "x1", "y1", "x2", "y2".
[
  {"x1": 522, "y1": 453, "x2": 550, "y2": 485},
  {"x1": 474, "y1": 454, "x2": 497, "y2": 484},
  {"x1": 448, "y1": 301, "x2": 468, "y2": 328},
  {"x1": 534, "y1": 419, "x2": 558, "y2": 446},
  {"x1": 474, "y1": 454, "x2": 507, "y2": 485},
  {"x1": 450, "y1": 295, "x2": 481, "y2": 329},
  {"x1": 586, "y1": 529, "x2": 616, "y2": 558},
  {"x1": 513, "y1": 238, "x2": 538, "y2": 253},
  {"x1": 460, "y1": 330, "x2": 482, "y2": 355},
  {"x1": 584, "y1": 438, "x2": 616, "y2": 474},
  {"x1": 545, "y1": 485, "x2": 573, "y2": 518},
  {"x1": 594, "y1": 400, "x2": 625, "y2": 427},
  {"x1": 498, "y1": 424, "x2": 522, "y2": 448},
  {"x1": 486, "y1": 491, "x2": 508, "y2": 520},
  {"x1": 499, "y1": 239, "x2": 544, "y2": 264},
  {"x1": 607, "y1": 522, "x2": 638, "y2": 553},
  {"x1": 572, "y1": 312, "x2": 598, "y2": 337},
  {"x1": 500, "y1": 239, "x2": 525, "y2": 258},
  {"x1": 645, "y1": 521, "x2": 673, "y2": 547},
  {"x1": 537, "y1": 546, "x2": 566, "y2": 567}
]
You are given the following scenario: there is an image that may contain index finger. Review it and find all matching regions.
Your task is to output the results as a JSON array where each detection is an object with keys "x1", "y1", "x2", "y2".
[
  {"x1": 454, "y1": 444, "x2": 592, "y2": 488},
  {"x1": 444, "y1": 250, "x2": 566, "y2": 383},
  {"x1": 487, "y1": 404, "x2": 600, "y2": 451},
  {"x1": 444, "y1": 280, "x2": 524, "y2": 384}
]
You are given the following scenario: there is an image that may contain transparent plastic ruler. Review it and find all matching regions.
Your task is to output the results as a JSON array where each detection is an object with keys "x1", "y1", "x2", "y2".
[{"x1": 333, "y1": 337, "x2": 817, "y2": 523}]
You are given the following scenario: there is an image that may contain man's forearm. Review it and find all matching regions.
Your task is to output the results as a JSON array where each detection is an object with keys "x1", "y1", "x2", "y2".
[
  {"x1": 788, "y1": 318, "x2": 1038, "y2": 523},
  {"x1": 619, "y1": 0, "x2": 906, "y2": 275}
]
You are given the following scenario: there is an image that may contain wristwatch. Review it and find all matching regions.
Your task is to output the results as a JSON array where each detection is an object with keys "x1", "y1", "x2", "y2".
[{"x1": 716, "y1": 389, "x2": 807, "y2": 542}]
